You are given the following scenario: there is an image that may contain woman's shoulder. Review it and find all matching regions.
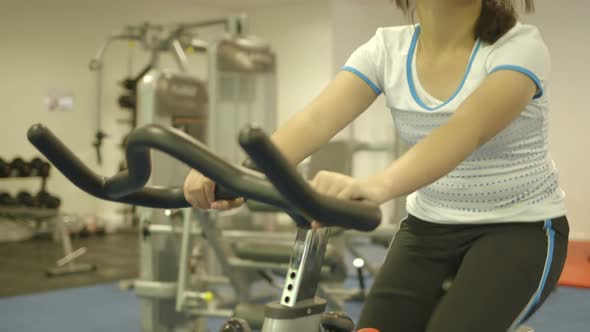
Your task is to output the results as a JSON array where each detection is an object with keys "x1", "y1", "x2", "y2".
[
  {"x1": 489, "y1": 22, "x2": 547, "y2": 49},
  {"x1": 372, "y1": 25, "x2": 417, "y2": 53},
  {"x1": 375, "y1": 24, "x2": 415, "y2": 38}
]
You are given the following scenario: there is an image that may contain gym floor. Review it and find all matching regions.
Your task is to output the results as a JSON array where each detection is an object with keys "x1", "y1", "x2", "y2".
[
  {"x1": 0, "y1": 231, "x2": 138, "y2": 298},
  {"x1": 1, "y1": 233, "x2": 589, "y2": 331}
]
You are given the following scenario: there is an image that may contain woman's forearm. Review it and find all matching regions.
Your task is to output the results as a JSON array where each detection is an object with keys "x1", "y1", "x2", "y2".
[
  {"x1": 371, "y1": 70, "x2": 536, "y2": 202},
  {"x1": 270, "y1": 106, "x2": 332, "y2": 165},
  {"x1": 271, "y1": 71, "x2": 379, "y2": 165},
  {"x1": 374, "y1": 117, "x2": 481, "y2": 201}
]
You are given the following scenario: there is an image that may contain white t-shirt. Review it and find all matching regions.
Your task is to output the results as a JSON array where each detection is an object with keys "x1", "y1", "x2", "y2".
[{"x1": 343, "y1": 23, "x2": 566, "y2": 224}]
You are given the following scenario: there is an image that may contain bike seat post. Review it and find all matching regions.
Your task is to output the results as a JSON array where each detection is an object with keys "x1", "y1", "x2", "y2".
[{"x1": 261, "y1": 227, "x2": 331, "y2": 332}]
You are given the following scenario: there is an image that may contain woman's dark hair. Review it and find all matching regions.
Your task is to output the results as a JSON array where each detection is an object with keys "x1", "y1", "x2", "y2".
[{"x1": 394, "y1": 0, "x2": 535, "y2": 44}]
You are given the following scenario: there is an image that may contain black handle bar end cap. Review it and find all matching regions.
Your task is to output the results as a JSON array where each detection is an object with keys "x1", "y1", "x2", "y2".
[
  {"x1": 27, "y1": 123, "x2": 48, "y2": 142},
  {"x1": 238, "y1": 124, "x2": 267, "y2": 147}
]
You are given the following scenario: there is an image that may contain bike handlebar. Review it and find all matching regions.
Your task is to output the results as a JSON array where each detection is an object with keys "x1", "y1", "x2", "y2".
[
  {"x1": 27, "y1": 124, "x2": 287, "y2": 209},
  {"x1": 27, "y1": 124, "x2": 381, "y2": 231}
]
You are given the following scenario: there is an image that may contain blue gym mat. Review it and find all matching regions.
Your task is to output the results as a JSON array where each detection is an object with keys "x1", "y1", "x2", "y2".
[
  {"x1": 0, "y1": 283, "x2": 588, "y2": 332},
  {"x1": 0, "y1": 283, "x2": 141, "y2": 332}
]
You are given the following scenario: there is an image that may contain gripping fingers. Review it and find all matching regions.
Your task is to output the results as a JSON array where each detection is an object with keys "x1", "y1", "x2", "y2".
[
  {"x1": 211, "y1": 198, "x2": 244, "y2": 211},
  {"x1": 203, "y1": 179, "x2": 216, "y2": 205},
  {"x1": 193, "y1": 187, "x2": 211, "y2": 208},
  {"x1": 311, "y1": 173, "x2": 331, "y2": 195},
  {"x1": 336, "y1": 186, "x2": 353, "y2": 200},
  {"x1": 183, "y1": 170, "x2": 212, "y2": 208},
  {"x1": 326, "y1": 180, "x2": 345, "y2": 196}
]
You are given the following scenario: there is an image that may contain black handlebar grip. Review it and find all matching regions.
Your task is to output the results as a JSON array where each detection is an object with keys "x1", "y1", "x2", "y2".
[
  {"x1": 214, "y1": 185, "x2": 241, "y2": 201},
  {"x1": 27, "y1": 124, "x2": 190, "y2": 208},
  {"x1": 210, "y1": 158, "x2": 259, "y2": 201}
]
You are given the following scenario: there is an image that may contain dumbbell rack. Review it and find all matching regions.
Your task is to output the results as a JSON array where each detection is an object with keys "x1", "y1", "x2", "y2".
[
  {"x1": 0, "y1": 160, "x2": 57, "y2": 222},
  {"x1": 0, "y1": 157, "x2": 57, "y2": 218},
  {"x1": 0, "y1": 158, "x2": 96, "y2": 278}
]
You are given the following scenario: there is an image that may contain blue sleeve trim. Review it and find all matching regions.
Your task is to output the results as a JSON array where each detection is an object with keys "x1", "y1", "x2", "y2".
[
  {"x1": 341, "y1": 66, "x2": 382, "y2": 95},
  {"x1": 489, "y1": 65, "x2": 544, "y2": 99}
]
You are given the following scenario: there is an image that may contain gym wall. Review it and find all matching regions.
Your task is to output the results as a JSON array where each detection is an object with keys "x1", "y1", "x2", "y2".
[
  {"x1": 248, "y1": 1, "x2": 333, "y2": 126},
  {"x1": 524, "y1": 0, "x2": 590, "y2": 240}
]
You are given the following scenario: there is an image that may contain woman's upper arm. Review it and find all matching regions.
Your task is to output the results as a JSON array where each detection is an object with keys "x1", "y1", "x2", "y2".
[
  {"x1": 305, "y1": 28, "x2": 387, "y2": 131},
  {"x1": 269, "y1": 68, "x2": 380, "y2": 165},
  {"x1": 305, "y1": 70, "x2": 380, "y2": 133},
  {"x1": 270, "y1": 29, "x2": 386, "y2": 164},
  {"x1": 451, "y1": 70, "x2": 537, "y2": 146},
  {"x1": 452, "y1": 26, "x2": 549, "y2": 145}
]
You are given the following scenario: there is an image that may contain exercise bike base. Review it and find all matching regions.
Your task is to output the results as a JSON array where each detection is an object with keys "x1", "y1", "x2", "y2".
[
  {"x1": 260, "y1": 298, "x2": 326, "y2": 332},
  {"x1": 261, "y1": 313, "x2": 322, "y2": 332}
]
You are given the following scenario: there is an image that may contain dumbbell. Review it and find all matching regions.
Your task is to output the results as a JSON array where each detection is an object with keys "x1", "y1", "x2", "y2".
[
  {"x1": 121, "y1": 77, "x2": 136, "y2": 92},
  {"x1": 0, "y1": 192, "x2": 18, "y2": 206},
  {"x1": 36, "y1": 191, "x2": 61, "y2": 209},
  {"x1": 118, "y1": 94, "x2": 136, "y2": 110},
  {"x1": 10, "y1": 157, "x2": 32, "y2": 177},
  {"x1": 16, "y1": 191, "x2": 36, "y2": 207},
  {"x1": 30, "y1": 157, "x2": 50, "y2": 177},
  {"x1": 0, "y1": 158, "x2": 10, "y2": 177}
]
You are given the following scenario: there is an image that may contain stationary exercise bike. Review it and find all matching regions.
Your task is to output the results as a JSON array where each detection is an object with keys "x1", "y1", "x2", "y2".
[
  {"x1": 27, "y1": 123, "x2": 381, "y2": 332},
  {"x1": 27, "y1": 124, "x2": 536, "y2": 332}
]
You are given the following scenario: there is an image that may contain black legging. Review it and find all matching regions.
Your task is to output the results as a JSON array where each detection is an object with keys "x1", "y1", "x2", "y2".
[{"x1": 357, "y1": 214, "x2": 569, "y2": 332}]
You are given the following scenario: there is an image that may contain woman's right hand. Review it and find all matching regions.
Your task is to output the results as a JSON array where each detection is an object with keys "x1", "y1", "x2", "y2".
[{"x1": 183, "y1": 169, "x2": 244, "y2": 210}]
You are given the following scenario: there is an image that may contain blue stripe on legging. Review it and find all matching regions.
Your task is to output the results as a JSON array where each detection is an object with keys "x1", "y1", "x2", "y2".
[{"x1": 509, "y1": 219, "x2": 555, "y2": 331}]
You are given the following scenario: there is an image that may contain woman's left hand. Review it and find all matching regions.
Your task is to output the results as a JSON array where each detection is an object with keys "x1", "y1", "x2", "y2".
[{"x1": 309, "y1": 170, "x2": 390, "y2": 228}]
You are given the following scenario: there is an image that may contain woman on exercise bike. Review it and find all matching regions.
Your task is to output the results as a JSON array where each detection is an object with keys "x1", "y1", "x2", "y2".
[{"x1": 184, "y1": 0, "x2": 569, "y2": 331}]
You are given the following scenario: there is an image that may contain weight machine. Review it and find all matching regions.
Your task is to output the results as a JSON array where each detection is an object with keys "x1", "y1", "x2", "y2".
[{"x1": 89, "y1": 14, "x2": 279, "y2": 331}]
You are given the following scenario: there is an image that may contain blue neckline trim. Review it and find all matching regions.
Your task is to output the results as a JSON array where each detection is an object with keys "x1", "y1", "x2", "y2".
[
  {"x1": 489, "y1": 65, "x2": 544, "y2": 99},
  {"x1": 341, "y1": 66, "x2": 383, "y2": 95},
  {"x1": 406, "y1": 26, "x2": 481, "y2": 111}
]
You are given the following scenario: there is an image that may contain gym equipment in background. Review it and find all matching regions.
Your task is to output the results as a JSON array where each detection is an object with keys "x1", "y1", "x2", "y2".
[
  {"x1": 89, "y1": 13, "x2": 279, "y2": 331},
  {"x1": 36, "y1": 191, "x2": 61, "y2": 209},
  {"x1": 46, "y1": 214, "x2": 96, "y2": 277},
  {"x1": 0, "y1": 154, "x2": 92, "y2": 278},
  {"x1": 0, "y1": 156, "x2": 51, "y2": 179},
  {"x1": 16, "y1": 191, "x2": 35, "y2": 207},
  {"x1": 0, "y1": 158, "x2": 10, "y2": 177},
  {"x1": 137, "y1": 16, "x2": 276, "y2": 332},
  {"x1": 0, "y1": 191, "x2": 18, "y2": 206},
  {"x1": 0, "y1": 191, "x2": 61, "y2": 210},
  {"x1": 0, "y1": 156, "x2": 58, "y2": 209},
  {"x1": 30, "y1": 157, "x2": 51, "y2": 177},
  {"x1": 9, "y1": 157, "x2": 32, "y2": 177}
]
